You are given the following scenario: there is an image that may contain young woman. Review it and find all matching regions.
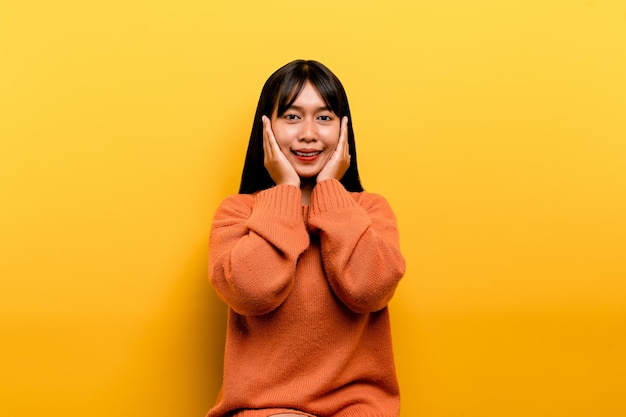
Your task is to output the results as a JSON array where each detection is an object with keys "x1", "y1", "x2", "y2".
[{"x1": 207, "y1": 60, "x2": 406, "y2": 417}]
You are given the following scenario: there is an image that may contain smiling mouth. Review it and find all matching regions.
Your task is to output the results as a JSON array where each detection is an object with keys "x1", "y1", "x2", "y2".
[{"x1": 292, "y1": 150, "x2": 322, "y2": 157}]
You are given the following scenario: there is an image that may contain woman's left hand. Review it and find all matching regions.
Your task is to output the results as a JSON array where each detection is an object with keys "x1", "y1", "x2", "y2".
[{"x1": 317, "y1": 116, "x2": 350, "y2": 184}]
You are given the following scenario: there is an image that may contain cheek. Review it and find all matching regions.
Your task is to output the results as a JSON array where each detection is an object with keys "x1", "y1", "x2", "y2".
[
  {"x1": 322, "y1": 127, "x2": 341, "y2": 149},
  {"x1": 274, "y1": 133, "x2": 292, "y2": 154},
  {"x1": 270, "y1": 122, "x2": 293, "y2": 152}
]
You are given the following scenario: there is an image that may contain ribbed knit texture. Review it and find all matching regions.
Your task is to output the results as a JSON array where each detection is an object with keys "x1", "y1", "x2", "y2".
[{"x1": 207, "y1": 180, "x2": 406, "y2": 417}]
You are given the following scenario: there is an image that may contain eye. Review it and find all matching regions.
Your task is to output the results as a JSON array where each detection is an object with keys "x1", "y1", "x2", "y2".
[
  {"x1": 317, "y1": 115, "x2": 333, "y2": 121},
  {"x1": 284, "y1": 114, "x2": 300, "y2": 120}
]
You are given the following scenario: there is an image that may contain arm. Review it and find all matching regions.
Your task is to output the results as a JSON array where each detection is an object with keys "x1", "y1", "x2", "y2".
[
  {"x1": 209, "y1": 185, "x2": 310, "y2": 316},
  {"x1": 307, "y1": 179, "x2": 406, "y2": 313}
]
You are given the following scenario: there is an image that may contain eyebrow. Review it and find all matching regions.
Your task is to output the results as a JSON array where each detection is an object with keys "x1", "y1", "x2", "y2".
[{"x1": 288, "y1": 104, "x2": 332, "y2": 112}]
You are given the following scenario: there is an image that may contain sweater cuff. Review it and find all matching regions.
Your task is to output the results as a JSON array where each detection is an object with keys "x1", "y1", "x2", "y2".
[
  {"x1": 253, "y1": 184, "x2": 302, "y2": 219},
  {"x1": 310, "y1": 179, "x2": 358, "y2": 215}
]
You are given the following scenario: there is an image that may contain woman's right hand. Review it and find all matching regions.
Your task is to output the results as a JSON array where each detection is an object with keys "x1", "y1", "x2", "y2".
[{"x1": 262, "y1": 115, "x2": 300, "y2": 187}]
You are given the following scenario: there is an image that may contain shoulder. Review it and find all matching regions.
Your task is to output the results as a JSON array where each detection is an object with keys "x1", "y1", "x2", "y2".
[
  {"x1": 349, "y1": 191, "x2": 400, "y2": 222},
  {"x1": 219, "y1": 193, "x2": 255, "y2": 207},
  {"x1": 213, "y1": 193, "x2": 255, "y2": 218},
  {"x1": 350, "y1": 190, "x2": 393, "y2": 210}
]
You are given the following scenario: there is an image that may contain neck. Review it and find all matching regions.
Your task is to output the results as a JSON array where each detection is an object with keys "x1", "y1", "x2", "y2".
[{"x1": 300, "y1": 178, "x2": 315, "y2": 205}]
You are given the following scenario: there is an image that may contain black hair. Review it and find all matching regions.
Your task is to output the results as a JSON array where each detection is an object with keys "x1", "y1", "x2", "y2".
[{"x1": 238, "y1": 59, "x2": 363, "y2": 194}]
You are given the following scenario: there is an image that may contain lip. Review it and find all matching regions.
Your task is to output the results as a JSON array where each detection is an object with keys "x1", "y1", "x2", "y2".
[{"x1": 291, "y1": 148, "x2": 322, "y2": 162}]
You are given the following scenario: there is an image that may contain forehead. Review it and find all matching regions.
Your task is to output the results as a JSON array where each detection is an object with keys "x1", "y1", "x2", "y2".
[
  {"x1": 290, "y1": 82, "x2": 326, "y2": 107},
  {"x1": 273, "y1": 78, "x2": 336, "y2": 117}
]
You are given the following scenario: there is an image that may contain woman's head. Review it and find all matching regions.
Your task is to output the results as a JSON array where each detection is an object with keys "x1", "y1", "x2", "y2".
[{"x1": 239, "y1": 60, "x2": 363, "y2": 194}]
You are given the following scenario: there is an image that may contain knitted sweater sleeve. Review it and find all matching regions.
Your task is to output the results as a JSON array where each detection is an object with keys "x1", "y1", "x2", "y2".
[
  {"x1": 209, "y1": 185, "x2": 310, "y2": 316},
  {"x1": 308, "y1": 179, "x2": 406, "y2": 313}
]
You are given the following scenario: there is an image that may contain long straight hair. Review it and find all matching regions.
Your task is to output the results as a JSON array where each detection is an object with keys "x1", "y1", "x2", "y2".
[{"x1": 239, "y1": 60, "x2": 363, "y2": 194}]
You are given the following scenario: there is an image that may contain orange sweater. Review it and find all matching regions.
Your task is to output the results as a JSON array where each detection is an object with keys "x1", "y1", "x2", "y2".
[{"x1": 207, "y1": 179, "x2": 406, "y2": 417}]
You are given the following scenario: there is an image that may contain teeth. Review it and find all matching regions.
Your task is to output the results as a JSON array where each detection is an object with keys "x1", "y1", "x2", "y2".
[{"x1": 294, "y1": 151, "x2": 321, "y2": 157}]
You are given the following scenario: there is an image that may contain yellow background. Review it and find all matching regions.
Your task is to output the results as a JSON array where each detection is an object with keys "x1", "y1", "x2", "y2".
[{"x1": 1, "y1": 1, "x2": 625, "y2": 416}]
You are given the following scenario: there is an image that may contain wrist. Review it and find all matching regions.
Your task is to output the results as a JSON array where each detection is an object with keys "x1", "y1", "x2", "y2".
[
  {"x1": 276, "y1": 178, "x2": 300, "y2": 187},
  {"x1": 316, "y1": 174, "x2": 333, "y2": 184}
]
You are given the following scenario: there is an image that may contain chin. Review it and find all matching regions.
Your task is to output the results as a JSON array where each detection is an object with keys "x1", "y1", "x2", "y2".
[
  {"x1": 292, "y1": 166, "x2": 322, "y2": 180},
  {"x1": 297, "y1": 173, "x2": 320, "y2": 181}
]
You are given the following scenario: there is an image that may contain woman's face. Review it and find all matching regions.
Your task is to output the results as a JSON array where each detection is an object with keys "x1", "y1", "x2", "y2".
[{"x1": 270, "y1": 81, "x2": 341, "y2": 180}]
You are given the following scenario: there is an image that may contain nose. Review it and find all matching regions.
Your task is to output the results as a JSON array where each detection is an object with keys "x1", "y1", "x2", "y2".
[{"x1": 298, "y1": 118, "x2": 317, "y2": 142}]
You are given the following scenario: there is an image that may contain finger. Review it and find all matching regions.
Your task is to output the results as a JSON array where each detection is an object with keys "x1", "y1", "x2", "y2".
[
  {"x1": 341, "y1": 116, "x2": 348, "y2": 137},
  {"x1": 266, "y1": 117, "x2": 281, "y2": 151},
  {"x1": 340, "y1": 116, "x2": 350, "y2": 159},
  {"x1": 262, "y1": 116, "x2": 271, "y2": 161},
  {"x1": 262, "y1": 116, "x2": 277, "y2": 160}
]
